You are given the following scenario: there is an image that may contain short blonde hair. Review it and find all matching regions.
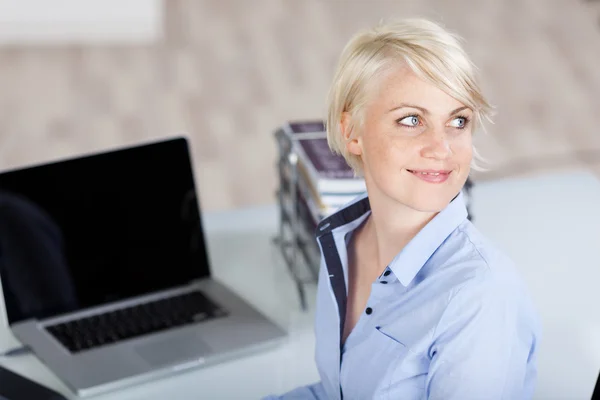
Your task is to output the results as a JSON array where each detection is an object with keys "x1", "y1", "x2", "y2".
[{"x1": 326, "y1": 18, "x2": 494, "y2": 175}]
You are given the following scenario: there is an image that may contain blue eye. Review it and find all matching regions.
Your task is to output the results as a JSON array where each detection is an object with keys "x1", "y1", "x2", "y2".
[
  {"x1": 398, "y1": 115, "x2": 420, "y2": 127},
  {"x1": 450, "y1": 116, "x2": 469, "y2": 129}
]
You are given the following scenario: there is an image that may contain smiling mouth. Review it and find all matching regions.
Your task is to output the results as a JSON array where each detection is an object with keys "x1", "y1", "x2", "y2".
[{"x1": 406, "y1": 169, "x2": 452, "y2": 183}]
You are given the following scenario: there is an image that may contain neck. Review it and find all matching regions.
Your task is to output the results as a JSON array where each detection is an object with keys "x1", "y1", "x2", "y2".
[{"x1": 365, "y1": 191, "x2": 438, "y2": 272}]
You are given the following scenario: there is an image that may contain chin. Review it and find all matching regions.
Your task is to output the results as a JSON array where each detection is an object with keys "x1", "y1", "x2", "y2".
[
  {"x1": 366, "y1": 169, "x2": 466, "y2": 213},
  {"x1": 394, "y1": 193, "x2": 451, "y2": 213},
  {"x1": 398, "y1": 184, "x2": 464, "y2": 213}
]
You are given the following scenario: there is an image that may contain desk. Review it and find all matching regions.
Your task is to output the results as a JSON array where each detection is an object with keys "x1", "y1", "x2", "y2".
[{"x1": 1, "y1": 169, "x2": 600, "y2": 399}]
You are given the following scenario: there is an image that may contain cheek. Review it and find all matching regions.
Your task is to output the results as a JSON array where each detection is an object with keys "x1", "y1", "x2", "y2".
[
  {"x1": 364, "y1": 134, "x2": 410, "y2": 168},
  {"x1": 451, "y1": 135, "x2": 473, "y2": 162}
]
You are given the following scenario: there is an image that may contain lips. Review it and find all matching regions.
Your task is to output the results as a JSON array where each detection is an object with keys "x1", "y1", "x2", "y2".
[{"x1": 406, "y1": 169, "x2": 451, "y2": 183}]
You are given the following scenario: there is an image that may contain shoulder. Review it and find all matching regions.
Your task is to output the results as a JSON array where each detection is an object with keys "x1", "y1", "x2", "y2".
[
  {"x1": 455, "y1": 221, "x2": 526, "y2": 289},
  {"x1": 431, "y1": 220, "x2": 527, "y2": 290},
  {"x1": 431, "y1": 220, "x2": 540, "y2": 332}
]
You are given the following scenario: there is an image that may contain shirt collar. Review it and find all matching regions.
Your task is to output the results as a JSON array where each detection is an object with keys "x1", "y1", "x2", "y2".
[
  {"x1": 315, "y1": 193, "x2": 370, "y2": 237},
  {"x1": 389, "y1": 192, "x2": 468, "y2": 286},
  {"x1": 316, "y1": 191, "x2": 468, "y2": 286}
]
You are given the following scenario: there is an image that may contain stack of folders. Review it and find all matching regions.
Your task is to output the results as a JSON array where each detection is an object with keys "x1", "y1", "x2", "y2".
[{"x1": 281, "y1": 120, "x2": 367, "y2": 230}]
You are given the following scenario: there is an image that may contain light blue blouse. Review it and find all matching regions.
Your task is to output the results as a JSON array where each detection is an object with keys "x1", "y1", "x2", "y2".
[{"x1": 267, "y1": 191, "x2": 540, "y2": 399}]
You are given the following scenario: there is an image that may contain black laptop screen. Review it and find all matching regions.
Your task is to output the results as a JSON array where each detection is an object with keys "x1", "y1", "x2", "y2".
[{"x1": 0, "y1": 138, "x2": 210, "y2": 325}]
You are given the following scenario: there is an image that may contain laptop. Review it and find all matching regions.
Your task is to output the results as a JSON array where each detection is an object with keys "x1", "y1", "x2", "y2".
[{"x1": 0, "y1": 137, "x2": 286, "y2": 397}]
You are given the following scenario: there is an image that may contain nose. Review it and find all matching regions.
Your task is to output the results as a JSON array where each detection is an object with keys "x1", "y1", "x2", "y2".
[{"x1": 420, "y1": 127, "x2": 451, "y2": 160}]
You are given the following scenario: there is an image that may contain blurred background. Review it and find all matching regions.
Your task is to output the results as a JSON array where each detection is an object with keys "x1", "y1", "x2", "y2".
[{"x1": 0, "y1": 0, "x2": 599, "y2": 211}]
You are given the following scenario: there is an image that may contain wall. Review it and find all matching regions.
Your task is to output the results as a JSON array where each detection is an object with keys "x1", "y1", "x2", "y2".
[
  {"x1": 0, "y1": 0, "x2": 599, "y2": 211},
  {"x1": 0, "y1": 0, "x2": 162, "y2": 44}
]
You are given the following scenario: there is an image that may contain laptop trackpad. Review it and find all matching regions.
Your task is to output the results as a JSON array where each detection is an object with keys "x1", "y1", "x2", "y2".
[{"x1": 134, "y1": 333, "x2": 212, "y2": 368}]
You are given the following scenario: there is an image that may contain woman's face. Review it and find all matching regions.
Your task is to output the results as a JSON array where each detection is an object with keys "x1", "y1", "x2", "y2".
[{"x1": 345, "y1": 66, "x2": 473, "y2": 213}]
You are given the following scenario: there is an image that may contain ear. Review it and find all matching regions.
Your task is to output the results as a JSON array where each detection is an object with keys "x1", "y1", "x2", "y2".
[{"x1": 341, "y1": 112, "x2": 362, "y2": 156}]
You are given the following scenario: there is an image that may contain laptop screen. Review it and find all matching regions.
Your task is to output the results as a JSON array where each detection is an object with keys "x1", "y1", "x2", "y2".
[{"x1": 0, "y1": 138, "x2": 210, "y2": 325}]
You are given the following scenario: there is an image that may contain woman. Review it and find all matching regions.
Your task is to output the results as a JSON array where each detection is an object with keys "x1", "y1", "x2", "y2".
[{"x1": 269, "y1": 18, "x2": 540, "y2": 399}]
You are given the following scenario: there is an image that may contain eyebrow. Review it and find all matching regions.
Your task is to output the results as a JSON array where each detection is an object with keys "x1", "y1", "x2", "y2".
[{"x1": 388, "y1": 103, "x2": 470, "y2": 116}]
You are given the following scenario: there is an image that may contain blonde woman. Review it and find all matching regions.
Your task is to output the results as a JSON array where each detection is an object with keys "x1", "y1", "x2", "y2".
[{"x1": 268, "y1": 18, "x2": 540, "y2": 400}]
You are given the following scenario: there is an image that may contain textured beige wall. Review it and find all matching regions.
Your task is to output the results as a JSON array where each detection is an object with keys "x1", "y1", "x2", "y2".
[{"x1": 1, "y1": 0, "x2": 599, "y2": 211}]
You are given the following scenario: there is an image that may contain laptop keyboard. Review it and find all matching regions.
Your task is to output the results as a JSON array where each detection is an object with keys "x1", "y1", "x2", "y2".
[{"x1": 45, "y1": 291, "x2": 228, "y2": 353}]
